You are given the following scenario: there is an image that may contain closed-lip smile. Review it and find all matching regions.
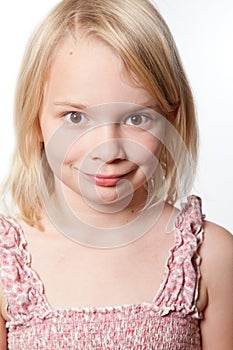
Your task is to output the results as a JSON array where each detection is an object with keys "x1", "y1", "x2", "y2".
[{"x1": 80, "y1": 170, "x2": 135, "y2": 187}]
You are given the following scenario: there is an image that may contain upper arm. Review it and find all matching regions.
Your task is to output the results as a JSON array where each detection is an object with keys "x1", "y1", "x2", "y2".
[
  {"x1": 200, "y1": 222, "x2": 233, "y2": 350},
  {"x1": 0, "y1": 284, "x2": 7, "y2": 350},
  {"x1": 0, "y1": 314, "x2": 7, "y2": 350}
]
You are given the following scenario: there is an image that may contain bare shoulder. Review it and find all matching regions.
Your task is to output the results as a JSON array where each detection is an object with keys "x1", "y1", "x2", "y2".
[
  {"x1": 201, "y1": 221, "x2": 232, "y2": 264},
  {"x1": 200, "y1": 221, "x2": 232, "y2": 282},
  {"x1": 203, "y1": 220, "x2": 232, "y2": 241},
  {"x1": 199, "y1": 222, "x2": 233, "y2": 349}
]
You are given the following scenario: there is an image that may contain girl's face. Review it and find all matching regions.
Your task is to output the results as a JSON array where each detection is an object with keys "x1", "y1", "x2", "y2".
[{"x1": 40, "y1": 36, "x2": 165, "y2": 209}]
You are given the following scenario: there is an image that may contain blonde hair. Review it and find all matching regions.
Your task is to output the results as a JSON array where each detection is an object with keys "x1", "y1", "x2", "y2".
[{"x1": 2, "y1": 0, "x2": 198, "y2": 227}]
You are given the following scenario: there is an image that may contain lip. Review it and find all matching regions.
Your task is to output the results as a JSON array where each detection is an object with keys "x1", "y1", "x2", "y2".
[{"x1": 82, "y1": 170, "x2": 134, "y2": 187}]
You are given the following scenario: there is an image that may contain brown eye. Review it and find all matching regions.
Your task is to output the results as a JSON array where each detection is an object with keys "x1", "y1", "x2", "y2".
[
  {"x1": 125, "y1": 114, "x2": 149, "y2": 126},
  {"x1": 64, "y1": 112, "x2": 87, "y2": 125}
]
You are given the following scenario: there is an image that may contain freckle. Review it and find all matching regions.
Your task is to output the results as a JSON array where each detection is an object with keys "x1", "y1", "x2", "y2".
[{"x1": 69, "y1": 51, "x2": 73, "y2": 56}]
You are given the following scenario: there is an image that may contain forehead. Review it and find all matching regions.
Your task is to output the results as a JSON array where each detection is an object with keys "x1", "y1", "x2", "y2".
[{"x1": 43, "y1": 35, "x2": 155, "y2": 107}]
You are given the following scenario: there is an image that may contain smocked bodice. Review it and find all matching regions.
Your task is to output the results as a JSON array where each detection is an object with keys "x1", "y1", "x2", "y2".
[{"x1": 0, "y1": 195, "x2": 205, "y2": 349}]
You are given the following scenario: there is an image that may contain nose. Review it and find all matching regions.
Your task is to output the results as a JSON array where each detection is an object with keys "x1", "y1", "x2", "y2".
[{"x1": 90, "y1": 123, "x2": 126, "y2": 163}]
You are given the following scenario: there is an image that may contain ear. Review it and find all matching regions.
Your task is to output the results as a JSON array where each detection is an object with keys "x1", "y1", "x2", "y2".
[
  {"x1": 38, "y1": 122, "x2": 44, "y2": 142},
  {"x1": 173, "y1": 105, "x2": 180, "y2": 117},
  {"x1": 39, "y1": 133, "x2": 44, "y2": 142},
  {"x1": 168, "y1": 104, "x2": 180, "y2": 123}
]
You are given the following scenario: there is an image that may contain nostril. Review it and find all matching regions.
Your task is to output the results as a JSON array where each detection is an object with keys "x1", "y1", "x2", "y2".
[
  {"x1": 90, "y1": 139, "x2": 127, "y2": 162},
  {"x1": 105, "y1": 158, "x2": 126, "y2": 164}
]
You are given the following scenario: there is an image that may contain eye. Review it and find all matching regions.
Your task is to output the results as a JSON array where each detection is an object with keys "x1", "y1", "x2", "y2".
[
  {"x1": 64, "y1": 111, "x2": 88, "y2": 125},
  {"x1": 125, "y1": 114, "x2": 149, "y2": 127}
]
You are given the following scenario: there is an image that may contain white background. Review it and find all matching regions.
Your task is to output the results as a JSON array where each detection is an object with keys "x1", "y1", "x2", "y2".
[{"x1": 0, "y1": 1, "x2": 232, "y2": 232}]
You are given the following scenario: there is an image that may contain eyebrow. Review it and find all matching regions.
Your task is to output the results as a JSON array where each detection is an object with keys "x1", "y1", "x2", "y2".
[
  {"x1": 53, "y1": 102, "x2": 88, "y2": 109},
  {"x1": 142, "y1": 103, "x2": 159, "y2": 109},
  {"x1": 53, "y1": 101, "x2": 159, "y2": 110}
]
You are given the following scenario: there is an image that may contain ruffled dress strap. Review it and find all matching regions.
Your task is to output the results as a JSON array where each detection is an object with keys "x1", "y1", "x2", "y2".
[
  {"x1": 0, "y1": 215, "x2": 52, "y2": 326},
  {"x1": 154, "y1": 195, "x2": 205, "y2": 318}
]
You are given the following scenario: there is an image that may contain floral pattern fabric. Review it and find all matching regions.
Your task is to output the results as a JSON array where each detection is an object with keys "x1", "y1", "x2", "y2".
[{"x1": 0, "y1": 195, "x2": 205, "y2": 349}]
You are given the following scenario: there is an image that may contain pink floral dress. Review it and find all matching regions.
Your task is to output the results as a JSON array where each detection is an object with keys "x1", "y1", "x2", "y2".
[{"x1": 0, "y1": 195, "x2": 205, "y2": 349}]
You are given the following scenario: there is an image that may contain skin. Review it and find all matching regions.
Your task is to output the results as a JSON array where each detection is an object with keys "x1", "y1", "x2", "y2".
[
  {"x1": 199, "y1": 222, "x2": 233, "y2": 349},
  {"x1": 40, "y1": 35, "x2": 164, "y2": 223},
  {"x1": 0, "y1": 36, "x2": 232, "y2": 349}
]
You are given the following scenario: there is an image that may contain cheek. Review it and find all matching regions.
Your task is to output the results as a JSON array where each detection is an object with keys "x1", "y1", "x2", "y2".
[
  {"x1": 127, "y1": 135, "x2": 161, "y2": 164},
  {"x1": 63, "y1": 138, "x2": 89, "y2": 165},
  {"x1": 146, "y1": 137, "x2": 162, "y2": 156},
  {"x1": 42, "y1": 131, "x2": 84, "y2": 179},
  {"x1": 43, "y1": 142, "x2": 65, "y2": 179},
  {"x1": 119, "y1": 136, "x2": 161, "y2": 181},
  {"x1": 41, "y1": 119, "x2": 91, "y2": 174},
  {"x1": 40, "y1": 116, "x2": 61, "y2": 145},
  {"x1": 124, "y1": 118, "x2": 165, "y2": 165}
]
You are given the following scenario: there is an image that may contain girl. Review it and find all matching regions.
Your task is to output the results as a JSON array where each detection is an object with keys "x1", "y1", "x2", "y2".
[{"x1": 0, "y1": 0, "x2": 232, "y2": 349}]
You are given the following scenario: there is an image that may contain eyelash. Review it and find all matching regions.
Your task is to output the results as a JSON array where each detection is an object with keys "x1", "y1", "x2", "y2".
[
  {"x1": 124, "y1": 114, "x2": 150, "y2": 127},
  {"x1": 62, "y1": 111, "x2": 152, "y2": 127},
  {"x1": 63, "y1": 111, "x2": 88, "y2": 125}
]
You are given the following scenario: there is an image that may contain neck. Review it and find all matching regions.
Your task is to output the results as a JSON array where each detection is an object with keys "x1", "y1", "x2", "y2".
[
  {"x1": 41, "y1": 177, "x2": 165, "y2": 248},
  {"x1": 52, "y1": 177, "x2": 148, "y2": 228}
]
